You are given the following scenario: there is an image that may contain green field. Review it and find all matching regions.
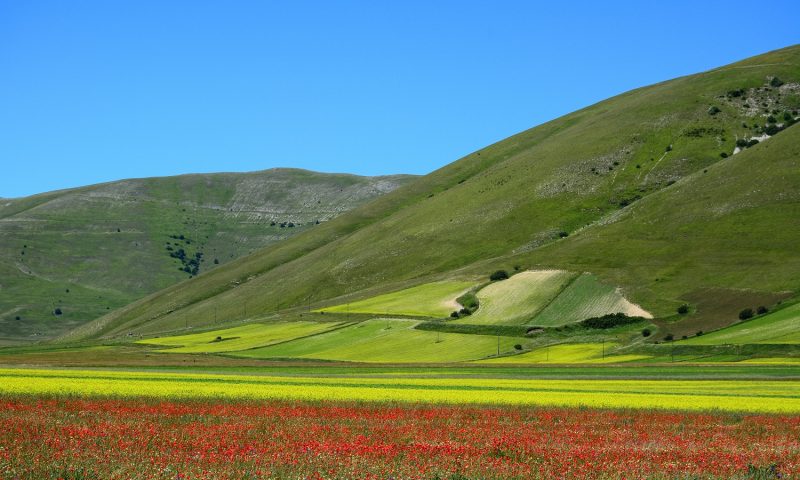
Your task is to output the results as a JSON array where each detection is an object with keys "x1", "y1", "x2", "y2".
[
  {"x1": 680, "y1": 302, "x2": 800, "y2": 345},
  {"x1": 232, "y1": 318, "x2": 522, "y2": 362},
  {"x1": 531, "y1": 274, "x2": 651, "y2": 326},
  {"x1": 2, "y1": 367, "x2": 799, "y2": 413},
  {"x1": 481, "y1": 343, "x2": 652, "y2": 364},
  {"x1": 318, "y1": 281, "x2": 476, "y2": 317},
  {"x1": 138, "y1": 321, "x2": 347, "y2": 353},
  {"x1": 457, "y1": 270, "x2": 573, "y2": 326}
]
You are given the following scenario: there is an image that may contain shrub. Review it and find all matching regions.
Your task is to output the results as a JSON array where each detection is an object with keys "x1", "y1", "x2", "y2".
[
  {"x1": 458, "y1": 308, "x2": 472, "y2": 316},
  {"x1": 720, "y1": 152, "x2": 728, "y2": 158},
  {"x1": 664, "y1": 333, "x2": 674, "y2": 341},
  {"x1": 757, "y1": 306, "x2": 768, "y2": 315},
  {"x1": 739, "y1": 308, "x2": 754, "y2": 320},
  {"x1": 457, "y1": 292, "x2": 479, "y2": 312},
  {"x1": 641, "y1": 328, "x2": 651, "y2": 337},
  {"x1": 746, "y1": 139, "x2": 760, "y2": 147},
  {"x1": 14, "y1": 316, "x2": 20, "y2": 321},
  {"x1": 665, "y1": 145, "x2": 672, "y2": 152},
  {"x1": 770, "y1": 76, "x2": 784, "y2": 87},
  {"x1": 708, "y1": 106, "x2": 720, "y2": 115},
  {"x1": 736, "y1": 138, "x2": 748, "y2": 148},
  {"x1": 696, "y1": 330, "x2": 703, "y2": 336},
  {"x1": 489, "y1": 270, "x2": 509, "y2": 281},
  {"x1": 580, "y1": 313, "x2": 644, "y2": 329},
  {"x1": 677, "y1": 304, "x2": 689, "y2": 315},
  {"x1": 682, "y1": 335, "x2": 688, "y2": 340},
  {"x1": 767, "y1": 115, "x2": 777, "y2": 124},
  {"x1": 53, "y1": 308, "x2": 63, "y2": 316},
  {"x1": 558, "y1": 231, "x2": 569, "y2": 238},
  {"x1": 213, "y1": 258, "x2": 219, "y2": 265},
  {"x1": 450, "y1": 311, "x2": 460, "y2": 319},
  {"x1": 513, "y1": 344, "x2": 523, "y2": 351},
  {"x1": 764, "y1": 124, "x2": 781, "y2": 136}
]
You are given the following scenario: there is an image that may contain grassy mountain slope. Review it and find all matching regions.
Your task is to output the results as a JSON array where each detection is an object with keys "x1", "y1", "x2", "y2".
[
  {"x1": 0, "y1": 169, "x2": 414, "y2": 343},
  {"x1": 66, "y1": 45, "x2": 800, "y2": 342}
]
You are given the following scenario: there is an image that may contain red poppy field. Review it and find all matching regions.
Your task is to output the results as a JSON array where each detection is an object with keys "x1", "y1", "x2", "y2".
[{"x1": 1, "y1": 397, "x2": 798, "y2": 480}]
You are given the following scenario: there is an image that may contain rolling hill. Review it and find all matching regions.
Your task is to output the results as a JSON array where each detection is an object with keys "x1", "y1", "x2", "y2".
[
  {"x1": 0, "y1": 169, "x2": 415, "y2": 343},
  {"x1": 64, "y1": 45, "x2": 800, "y2": 349}
]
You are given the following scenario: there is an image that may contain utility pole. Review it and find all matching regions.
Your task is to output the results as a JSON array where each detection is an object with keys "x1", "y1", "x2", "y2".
[
  {"x1": 602, "y1": 339, "x2": 605, "y2": 359},
  {"x1": 497, "y1": 335, "x2": 500, "y2": 356}
]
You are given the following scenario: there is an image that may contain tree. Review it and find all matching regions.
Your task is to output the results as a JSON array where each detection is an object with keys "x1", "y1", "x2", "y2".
[
  {"x1": 490, "y1": 270, "x2": 509, "y2": 281},
  {"x1": 53, "y1": 308, "x2": 63, "y2": 316},
  {"x1": 450, "y1": 311, "x2": 460, "y2": 319},
  {"x1": 677, "y1": 304, "x2": 689, "y2": 315},
  {"x1": 664, "y1": 333, "x2": 674, "y2": 341},
  {"x1": 739, "y1": 308, "x2": 754, "y2": 320},
  {"x1": 641, "y1": 328, "x2": 651, "y2": 337},
  {"x1": 756, "y1": 306, "x2": 768, "y2": 315},
  {"x1": 513, "y1": 344, "x2": 523, "y2": 350}
]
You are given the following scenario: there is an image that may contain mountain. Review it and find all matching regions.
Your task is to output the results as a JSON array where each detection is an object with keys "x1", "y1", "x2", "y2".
[
  {"x1": 65, "y1": 45, "x2": 800, "y2": 344},
  {"x1": 0, "y1": 169, "x2": 416, "y2": 343}
]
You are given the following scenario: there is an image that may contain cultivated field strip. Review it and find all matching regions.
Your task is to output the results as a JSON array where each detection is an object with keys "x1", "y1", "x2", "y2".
[{"x1": 2, "y1": 368, "x2": 799, "y2": 413}]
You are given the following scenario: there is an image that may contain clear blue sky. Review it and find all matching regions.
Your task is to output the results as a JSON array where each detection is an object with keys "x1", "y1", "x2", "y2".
[{"x1": 1, "y1": 1, "x2": 798, "y2": 198}]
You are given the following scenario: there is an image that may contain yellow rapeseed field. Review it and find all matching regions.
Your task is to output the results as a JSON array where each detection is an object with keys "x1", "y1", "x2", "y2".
[{"x1": 1, "y1": 368, "x2": 798, "y2": 413}]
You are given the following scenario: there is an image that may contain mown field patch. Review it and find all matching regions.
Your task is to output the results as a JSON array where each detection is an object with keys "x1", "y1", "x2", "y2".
[
  {"x1": 457, "y1": 270, "x2": 574, "y2": 326},
  {"x1": 480, "y1": 343, "x2": 652, "y2": 364},
  {"x1": 232, "y1": 319, "x2": 521, "y2": 362},
  {"x1": 137, "y1": 321, "x2": 347, "y2": 353},
  {"x1": 318, "y1": 281, "x2": 476, "y2": 317},
  {"x1": 531, "y1": 274, "x2": 651, "y2": 326}
]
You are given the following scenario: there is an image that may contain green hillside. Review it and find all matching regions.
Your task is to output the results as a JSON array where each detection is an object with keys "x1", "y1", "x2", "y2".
[
  {"x1": 0, "y1": 169, "x2": 414, "y2": 343},
  {"x1": 65, "y1": 45, "x2": 800, "y2": 346}
]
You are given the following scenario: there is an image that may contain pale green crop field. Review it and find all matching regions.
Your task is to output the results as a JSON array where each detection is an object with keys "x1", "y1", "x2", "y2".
[
  {"x1": 680, "y1": 303, "x2": 800, "y2": 345},
  {"x1": 2, "y1": 368, "x2": 799, "y2": 413},
  {"x1": 318, "y1": 281, "x2": 476, "y2": 317},
  {"x1": 137, "y1": 321, "x2": 347, "y2": 353},
  {"x1": 531, "y1": 274, "x2": 651, "y2": 326},
  {"x1": 480, "y1": 343, "x2": 652, "y2": 364},
  {"x1": 458, "y1": 270, "x2": 574, "y2": 326},
  {"x1": 232, "y1": 319, "x2": 523, "y2": 362}
]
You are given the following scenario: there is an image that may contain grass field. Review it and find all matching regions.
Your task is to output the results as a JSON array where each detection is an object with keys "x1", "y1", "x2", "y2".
[
  {"x1": 531, "y1": 274, "x2": 651, "y2": 326},
  {"x1": 457, "y1": 270, "x2": 574, "y2": 325},
  {"x1": 481, "y1": 343, "x2": 652, "y2": 364},
  {"x1": 1, "y1": 367, "x2": 799, "y2": 413},
  {"x1": 318, "y1": 281, "x2": 476, "y2": 317},
  {"x1": 232, "y1": 319, "x2": 521, "y2": 362},
  {"x1": 137, "y1": 321, "x2": 347, "y2": 353},
  {"x1": 680, "y1": 302, "x2": 800, "y2": 345}
]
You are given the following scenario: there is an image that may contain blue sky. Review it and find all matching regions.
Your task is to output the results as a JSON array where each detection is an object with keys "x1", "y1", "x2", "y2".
[{"x1": 1, "y1": 1, "x2": 798, "y2": 198}]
